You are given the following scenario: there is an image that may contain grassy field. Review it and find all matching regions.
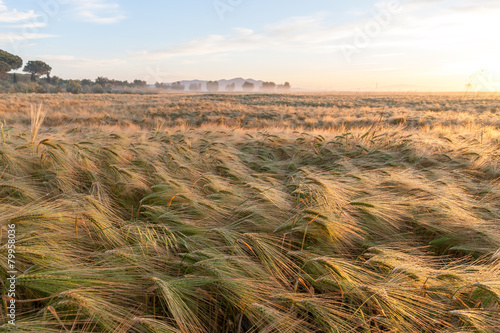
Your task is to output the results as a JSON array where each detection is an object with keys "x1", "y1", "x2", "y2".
[{"x1": 1, "y1": 92, "x2": 500, "y2": 332}]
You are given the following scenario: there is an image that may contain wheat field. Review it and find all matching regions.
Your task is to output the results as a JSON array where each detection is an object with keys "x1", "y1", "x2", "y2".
[{"x1": 1, "y1": 92, "x2": 500, "y2": 332}]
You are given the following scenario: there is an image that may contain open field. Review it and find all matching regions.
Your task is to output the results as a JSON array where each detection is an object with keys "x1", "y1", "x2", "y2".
[{"x1": 1, "y1": 93, "x2": 500, "y2": 332}]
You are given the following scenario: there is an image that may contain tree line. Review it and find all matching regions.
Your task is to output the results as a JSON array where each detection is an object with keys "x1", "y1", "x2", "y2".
[
  {"x1": 1, "y1": 49, "x2": 291, "y2": 94},
  {"x1": 0, "y1": 49, "x2": 156, "y2": 93},
  {"x1": 156, "y1": 81, "x2": 291, "y2": 92}
]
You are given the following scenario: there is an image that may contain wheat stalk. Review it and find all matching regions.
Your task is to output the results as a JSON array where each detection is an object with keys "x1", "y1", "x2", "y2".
[{"x1": 30, "y1": 103, "x2": 46, "y2": 143}]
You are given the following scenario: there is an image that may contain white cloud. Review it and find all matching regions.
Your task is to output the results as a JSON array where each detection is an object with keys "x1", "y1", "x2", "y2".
[
  {"x1": 447, "y1": 0, "x2": 500, "y2": 12},
  {"x1": 137, "y1": 28, "x2": 263, "y2": 59},
  {"x1": 0, "y1": 32, "x2": 56, "y2": 42},
  {"x1": 66, "y1": 0, "x2": 126, "y2": 24},
  {"x1": 9, "y1": 22, "x2": 47, "y2": 29},
  {"x1": 136, "y1": 0, "x2": 500, "y2": 63},
  {"x1": 0, "y1": 31, "x2": 56, "y2": 52},
  {"x1": 39, "y1": 54, "x2": 127, "y2": 68},
  {"x1": 136, "y1": 13, "x2": 347, "y2": 59},
  {"x1": 0, "y1": 0, "x2": 38, "y2": 23}
]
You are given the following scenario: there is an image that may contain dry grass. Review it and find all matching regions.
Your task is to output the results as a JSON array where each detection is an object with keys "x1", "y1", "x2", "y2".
[
  {"x1": 0, "y1": 92, "x2": 499, "y2": 332},
  {"x1": 29, "y1": 103, "x2": 46, "y2": 143}
]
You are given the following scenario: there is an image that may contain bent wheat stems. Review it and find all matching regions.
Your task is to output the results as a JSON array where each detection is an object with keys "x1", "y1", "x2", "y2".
[{"x1": 0, "y1": 93, "x2": 499, "y2": 332}]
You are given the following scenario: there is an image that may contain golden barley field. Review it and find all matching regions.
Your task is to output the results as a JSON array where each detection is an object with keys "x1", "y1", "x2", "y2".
[{"x1": 1, "y1": 92, "x2": 500, "y2": 332}]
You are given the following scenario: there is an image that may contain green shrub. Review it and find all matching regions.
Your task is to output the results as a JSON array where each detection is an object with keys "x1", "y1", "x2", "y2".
[
  {"x1": 67, "y1": 80, "x2": 82, "y2": 94},
  {"x1": 12, "y1": 81, "x2": 46, "y2": 93},
  {"x1": 91, "y1": 83, "x2": 105, "y2": 94}
]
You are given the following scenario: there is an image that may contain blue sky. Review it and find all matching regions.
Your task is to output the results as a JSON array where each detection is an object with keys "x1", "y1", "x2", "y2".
[{"x1": 1, "y1": 0, "x2": 499, "y2": 91}]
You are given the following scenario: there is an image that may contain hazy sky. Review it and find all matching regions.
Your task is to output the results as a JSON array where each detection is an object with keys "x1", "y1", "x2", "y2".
[{"x1": 1, "y1": 0, "x2": 499, "y2": 91}]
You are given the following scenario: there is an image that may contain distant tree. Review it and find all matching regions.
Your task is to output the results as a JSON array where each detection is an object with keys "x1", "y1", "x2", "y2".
[
  {"x1": 67, "y1": 80, "x2": 82, "y2": 94},
  {"x1": 155, "y1": 82, "x2": 169, "y2": 90},
  {"x1": 23, "y1": 60, "x2": 52, "y2": 82},
  {"x1": 225, "y1": 83, "x2": 235, "y2": 92},
  {"x1": 206, "y1": 81, "x2": 219, "y2": 93},
  {"x1": 0, "y1": 62, "x2": 10, "y2": 74},
  {"x1": 133, "y1": 79, "x2": 147, "y2": 87},
  {"x1": 171, "y1": 81, "x2": 185, "y2": 91},
  {"x1": 242, "y1": 81, "x2": 254, "y2": 92},
  {"x1": 91, "y1": 84, "x2": 105, "y2": 94},
  {"x1": 277, "y1": 82, "x2": 291, "y2": 91},
  {"x1": 189, "y1": 83, "x2": 202, "y2": 91},
  {"x1": 96, "y1": 77, "x2": 110, "y2": 87},
  {"x1": 0, "y1": 49, "x2": 23, "y2": 81},
  {"x1": 261, "y1": 82, "x2": 276, "y2": 91},
  {"x1": 50, "y1": 76, "x2": 62, "y2": 86},
  {"x1": 81, "y1": 79, "x2": 93, "y2": 86}
]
